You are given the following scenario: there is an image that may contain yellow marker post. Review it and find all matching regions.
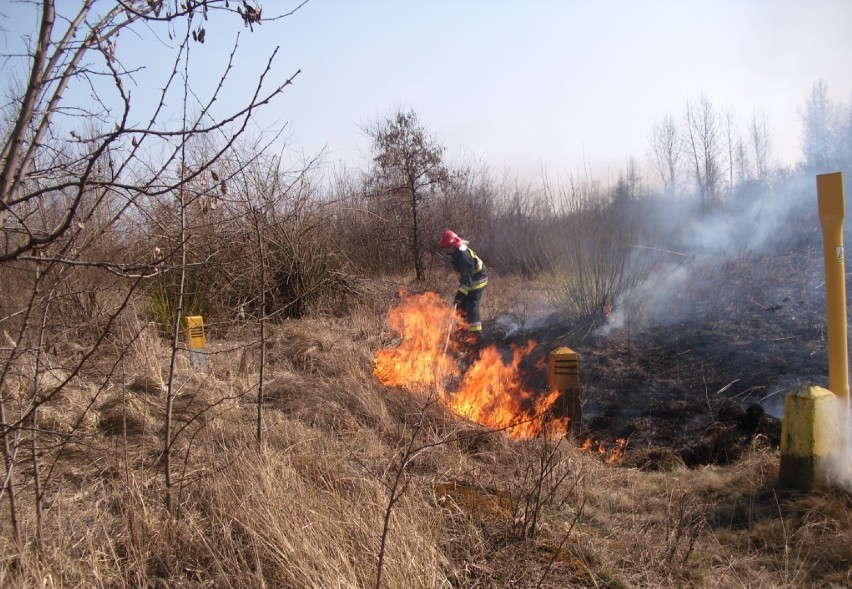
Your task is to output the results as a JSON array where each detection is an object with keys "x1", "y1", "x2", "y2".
[
  {"x1": 548, "y1": 347, "x2": 582, "y2": 434},
  {"x1": 817, "y1": 172, "x2": 849, "y2": 404},
  {"x1": 185, "y1": 315, "x2": 207, "y2": 369},
  {"x1": 779, "y1": 386, "x2": 840, "y2": 490},
  {"x1": 781, "y1": 173, "x2": 851, "y2": 490}
]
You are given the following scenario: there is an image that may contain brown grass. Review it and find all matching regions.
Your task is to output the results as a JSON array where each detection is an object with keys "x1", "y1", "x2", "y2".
[{"x1": 1, "y1": 282, "x2": 851, "y2": 589}]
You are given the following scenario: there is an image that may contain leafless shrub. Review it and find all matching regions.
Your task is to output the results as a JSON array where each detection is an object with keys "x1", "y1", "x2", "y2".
[
  {"x1": 0, "y1": 0, "x2": 304, "y2": 548},
  {"x1": 533, "y1": 181, "x2": 659, "y2": 324},
  {"x1": 478, "y1": 175, "x2": 554, "y2": 275},
  {"x1": 182, "y1": 151, "x2": 362, "y2": 323}
]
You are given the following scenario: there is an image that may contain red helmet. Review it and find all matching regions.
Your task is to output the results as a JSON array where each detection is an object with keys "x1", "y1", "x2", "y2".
[{"x1": 439, "y1": 229, "x2": 462, "y2": 249}]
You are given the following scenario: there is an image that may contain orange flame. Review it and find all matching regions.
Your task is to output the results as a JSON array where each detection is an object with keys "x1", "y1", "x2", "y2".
[
  {"x1": 374, "y1": 291, "x2": 567, "y2": 439},
  {"x1": 579, "y1": 437, "x2": 627, "y2": 464},
  {"x1": 374, "y1": 291, "x2": 460, "y2": 392},
  {"x1": 449, "y1": 341, "x2": 566, "y2": 439}
]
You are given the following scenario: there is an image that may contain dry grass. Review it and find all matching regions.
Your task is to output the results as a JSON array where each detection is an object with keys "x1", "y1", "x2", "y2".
[{"x1": 1, "y1": 285, "x2": 851, "y2": 589}]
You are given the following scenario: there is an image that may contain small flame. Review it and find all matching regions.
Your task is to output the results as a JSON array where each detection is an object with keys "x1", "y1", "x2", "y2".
[
  {"x1": 579, "y1": 437, "x2": 627, "y2": 464},
  {"x1": 374, "y1": 291, "x2": 567, "y2": 439}
]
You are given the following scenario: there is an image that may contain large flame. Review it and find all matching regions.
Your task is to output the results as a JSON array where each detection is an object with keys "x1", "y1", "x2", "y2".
[
  {"x1": 373, "y1": 291, "x2": 459, "y2": 392},
  {"x1": 374, "y1": 291, "x2": 567, "y2": 439}
]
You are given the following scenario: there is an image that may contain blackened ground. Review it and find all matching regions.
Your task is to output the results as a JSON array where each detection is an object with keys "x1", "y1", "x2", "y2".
[{"x1": 482, "y1": 231, "x2": 836, "y2": 470}]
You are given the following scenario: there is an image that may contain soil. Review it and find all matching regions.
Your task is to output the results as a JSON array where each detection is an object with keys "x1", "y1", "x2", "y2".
[{"x1": 480, "y1": 226, "x2": 838, "y2": 471}]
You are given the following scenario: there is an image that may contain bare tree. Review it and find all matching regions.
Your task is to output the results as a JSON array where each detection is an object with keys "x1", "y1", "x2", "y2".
[
  {"x1": 683, "y1": 96, "x2": 723, "y2": 205},
  {"x1": 0, "y1": 0, "x2": 302, "y2": 542},
  {"x1": 750, "y1": 110, "x2": 773, "y2": 185},
  {"x1": 801, "y1": 80, "x2": 837, "y2": 173},
  {"x1": 840, "y1": 97, "x2": 852, "y2": 168},
  {"x1": 365, "y1": 108, "x2": 450, "y2": 281},
  {"x1": 730, "y1": 129, "x2": 750, "y2": 188},
  {"x1": 648, "y1": 113, "x2": 681, "y2": 195},
  {"x1": 722, "y1": 108, "x2": 738, "y2": 195}
]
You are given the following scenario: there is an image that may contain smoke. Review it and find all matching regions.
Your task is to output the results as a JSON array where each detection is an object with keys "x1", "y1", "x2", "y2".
[
  {"x1": 616, "y1": 173, "x2": 824, "y2": 329},
  {"x1": 493, "y1": 310, "x2": 562, "y2": 338},
  {"x1": 826, "y1": 395, "x2": 852, "y2": 492},
  {"x1": 586, "y1": 173, "x2": 838, "y2": 422}
]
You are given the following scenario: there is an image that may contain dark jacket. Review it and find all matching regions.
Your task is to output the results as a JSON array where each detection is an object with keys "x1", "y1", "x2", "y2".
[{"x1": 451, "y1": 246, "x2": 488, "y2": 296}]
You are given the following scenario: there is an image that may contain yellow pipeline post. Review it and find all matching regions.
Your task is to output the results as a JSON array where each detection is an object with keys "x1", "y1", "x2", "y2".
[
  {"x1": 780, "y1": 173, "x2": 850, "y2": 490},
  {"x1": 817, "y1": 172, "x2": 849, "y2": 404},
  {"x1": 779, "y1": 386, "x2": 839, "y2": 489},
  {"x1": 548, "y1": 347, "x2": 582, "y2": 434}
]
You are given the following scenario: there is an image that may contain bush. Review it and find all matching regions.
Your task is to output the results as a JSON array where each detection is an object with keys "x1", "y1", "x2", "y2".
[
  {"x1": 146, "y1": 273, "x2": 211, "y2": 339},
  {"x1": 536, "y1": 198, "x2": 658, "y2": 322}
]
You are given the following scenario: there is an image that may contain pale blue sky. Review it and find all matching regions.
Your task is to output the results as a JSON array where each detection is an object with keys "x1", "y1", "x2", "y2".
[
  {"x1": 3, "y1": 1, "x2": 852, "y2": 182},
  {"x1": 275, "y1": 0, "x2": 852, "y2": 180}
]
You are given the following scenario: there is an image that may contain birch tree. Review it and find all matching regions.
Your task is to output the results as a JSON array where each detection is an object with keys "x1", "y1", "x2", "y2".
[
  {"x1": 683, "y1": 96, "x2": 723, "y2": 205},
  {"x1": 649, "y1": 113, "x2": 681, "y2": 195}
]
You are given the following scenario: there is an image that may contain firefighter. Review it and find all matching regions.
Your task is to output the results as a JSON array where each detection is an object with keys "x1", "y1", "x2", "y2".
[{"x1": 439, "y1": 229, "x2": 488, "y2": 340}]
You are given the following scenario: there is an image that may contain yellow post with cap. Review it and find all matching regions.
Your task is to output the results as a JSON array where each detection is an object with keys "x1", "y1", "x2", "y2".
[
  {"x1": 779, "y1": 172, "x2": 849, "y2": 490},
  {"x1": 779, "y1": 386, "x2": 839, "y2": 489},
  {"x1": 548, "y1": 347, "x2": 582, "y2": 434}
]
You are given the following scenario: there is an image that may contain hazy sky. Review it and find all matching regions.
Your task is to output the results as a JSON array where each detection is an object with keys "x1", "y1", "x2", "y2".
[
  {"x1": 4, "y1": 1, "x2": 852, "y2": 182},
  {"x1": 272, "y1": 0, "x2": 852, "y2": 180}
]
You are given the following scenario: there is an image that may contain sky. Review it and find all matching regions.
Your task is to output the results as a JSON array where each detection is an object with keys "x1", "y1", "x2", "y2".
[
  {"x1": 272, "y1": 0, "x2": 852, "y2": 176},
  {"x1": 3, "y1": 0, "x2": 852, "y2": 183},
  {"x1": 267, "y1": 0, "x2": 852, "y2": 181}
]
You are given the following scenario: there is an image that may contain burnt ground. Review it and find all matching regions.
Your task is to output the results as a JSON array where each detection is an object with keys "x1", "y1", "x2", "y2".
[{"x1": 481, "y1": 225, "x2": 838, "y2": 470}]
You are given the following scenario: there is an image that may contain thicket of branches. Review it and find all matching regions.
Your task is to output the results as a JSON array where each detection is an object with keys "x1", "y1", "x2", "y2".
[{"x1": 0, "y1": 0, "x2": 305, "y2": 550}]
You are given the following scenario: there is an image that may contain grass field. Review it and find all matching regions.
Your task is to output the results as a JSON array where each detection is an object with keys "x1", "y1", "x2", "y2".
[{"x1": 2, "y1": 274, "x2": 851, "y2": 589}]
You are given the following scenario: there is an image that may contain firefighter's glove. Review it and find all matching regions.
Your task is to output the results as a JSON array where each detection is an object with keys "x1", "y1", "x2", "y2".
[{"x1": 453, "y1": 292, "x2": 465, "y2": 307}]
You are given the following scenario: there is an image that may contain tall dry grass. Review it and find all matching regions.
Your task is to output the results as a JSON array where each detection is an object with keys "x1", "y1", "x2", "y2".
[{"x1": 1, "y1": 284, "x2": 851, "y2": 589}]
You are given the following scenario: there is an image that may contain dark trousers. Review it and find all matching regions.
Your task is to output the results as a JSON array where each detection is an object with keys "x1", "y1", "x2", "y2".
[{"x1": 460, "y1": 288, "x2": 484, "y2": 332}]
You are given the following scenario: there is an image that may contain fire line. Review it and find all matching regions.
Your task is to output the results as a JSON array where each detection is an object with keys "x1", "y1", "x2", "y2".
[{"x1": 373, "y1": 291, "x2": 567, "y2": 439}]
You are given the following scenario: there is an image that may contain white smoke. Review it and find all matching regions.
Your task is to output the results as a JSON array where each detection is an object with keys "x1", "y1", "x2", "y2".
[
  {"x1": 615, "y1": 174, "x2": 823, "y2": 328},
  {"x1": 826, "y1": 395, "x2": 852, "y2": 492},
  {"x1": 493, "y1": 311, "x2": 560, "y2": 338}
]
